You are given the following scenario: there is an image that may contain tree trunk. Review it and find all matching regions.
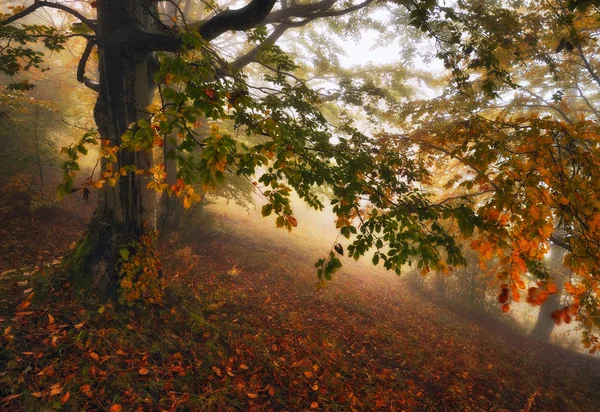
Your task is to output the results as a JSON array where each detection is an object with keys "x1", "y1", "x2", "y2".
[
  {"x1": 530, "y1": 241, "x2": 569, "y2": 342},
  {"x1": 64, "y1": 0, "x2": 159, "y2": 298}
]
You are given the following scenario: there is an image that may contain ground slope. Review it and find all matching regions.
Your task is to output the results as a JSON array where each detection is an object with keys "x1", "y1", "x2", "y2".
[{"x1": 1, "y1": 201, "x2": 599, "y2": 411}]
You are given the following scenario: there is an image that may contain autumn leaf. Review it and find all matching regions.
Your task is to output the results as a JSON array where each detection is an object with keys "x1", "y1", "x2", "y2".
[
  {"x1": 139, "y1": 367, "x2": 149, "y2": 375},
  {"x1": 49, "y1": 383, "x2": 62, "y2": 396},
  {"x1": 60, "y1": 391, "x2": 70, "y2": 405},
  {"x1": 108, "y1": 405, "x2": 122, "y2": 412},
  {"x1": 247, "y1": 393, "x2": 258, "y2": 399}
]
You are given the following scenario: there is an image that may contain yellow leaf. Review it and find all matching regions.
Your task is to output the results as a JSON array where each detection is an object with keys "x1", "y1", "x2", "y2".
[{"x1": 146, "y1": 103, "x2": 161, "y2": 113}]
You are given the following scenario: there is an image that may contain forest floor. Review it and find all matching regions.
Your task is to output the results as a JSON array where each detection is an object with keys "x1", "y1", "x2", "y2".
[{"x1": 1, "y1": 197, "x2": 600, "y2": 411}]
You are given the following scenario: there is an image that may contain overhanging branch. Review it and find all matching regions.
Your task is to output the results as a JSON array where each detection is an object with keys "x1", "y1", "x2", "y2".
[
  {"x1": 0, "y1": 1, "x2": 97, "y2": 32},
  {"x1": 199, "y1": 0, "x2": 278, "y2": 41}
]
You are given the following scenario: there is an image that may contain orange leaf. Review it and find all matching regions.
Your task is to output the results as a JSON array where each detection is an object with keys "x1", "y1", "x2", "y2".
[
  {"x1": 89, "y1": 352, "x2": 100, "y2": 362},
  {"x1": 49, "y1": 383, "x2": 62, "y2": 396},
  {"x1": 310, "y1": 402, "x2": 319, "y2": 409},
  {"x1": 546, "y1": 282, "x2": 559, "y2": 294},
  {"x1": 247, "y1": 393, "x2": 258, "y2": 399},
  {"x1": 108, "y1": 405, "x2": 122, "y2": 412},
  {"x1": 139, "y1": 367, "x2": 149, "y2": 375},
  {"x1": 501, "y1": 303, "x2": 510, "y2": 313},
  {"x1": 48, "y1": 314, "x2": 55, "y2": 325},
  {"x1": 61, "y1": 391, "x2": 70, "y2": 405}
]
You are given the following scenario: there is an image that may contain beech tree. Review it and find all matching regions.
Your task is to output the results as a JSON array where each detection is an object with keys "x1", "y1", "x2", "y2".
[{"x1": 3, "y1": 0, "x2": 600, "y2": 350}]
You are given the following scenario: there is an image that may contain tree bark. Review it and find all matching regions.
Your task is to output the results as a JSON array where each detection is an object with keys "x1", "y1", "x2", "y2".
[
  {"x1": 65, "y1": 0, "x2": 159, "y2": 298},
  {"x1": 530, "y1": 242, "x2": 569, "y2": 342}
]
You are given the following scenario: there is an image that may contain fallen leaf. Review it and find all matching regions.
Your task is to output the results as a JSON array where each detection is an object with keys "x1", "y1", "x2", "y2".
[
  {"x1": 89, "y1": 352, "x2": 100, "y2": 362},
  {"x1": 310, "y1": 402, "x2": 319, "y2": 409},
  {"x1": 49, "y1": 383, "x2": 62, "y2": 396},
  {"x1": 0, "y1": 394, "x2": 21, "y2": 404},
  {"x1": 61, "y1": 391, "x2": 70, "y2": 405},
  {"x1": 48, "y1": 314, "x2": 54, "y2": 325},
  {"x1": 239, "y1": 364, "x2": 249, "y2": 370},
  {"x1": 108, "y1": 405, "x2": 122, "y2": 412},
  {"x1": 247, "y1": 393, "x2": 258, "y2": 399},
  {"x1": 139, "y1": 367, "x2": 149, "y2": 375}
]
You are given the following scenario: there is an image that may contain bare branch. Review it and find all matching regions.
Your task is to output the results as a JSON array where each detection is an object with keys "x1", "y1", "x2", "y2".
[
  {"x1": 199, "y1": 0, "x2": 278, "y2": 41},
  {"x1": 1, "y1": 1, "x2": 97, "y2": 32},
  {"x1": 264, "y1": 0, "x2": 374, "y2": 24},
  {"x1": 77, "y1": 39, "x2": 99, "y2": 92}
]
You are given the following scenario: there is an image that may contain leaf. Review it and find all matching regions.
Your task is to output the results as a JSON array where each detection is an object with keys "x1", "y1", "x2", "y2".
[
  {"x1": 89, "y1": 352, "x2": 100, "y2": 362},
  {"x1": 239, "y1": 364, "x2": 249, "y2": 370},
  {"x1": 334, "y1": 243, "x2": 344, "y2": 256},
  {"x1": 139, "y1": 367, "x2": 149, "y2": 375},
  {"x1": 60, "y1": 391, "x2": 70, "y2": 405},
  {"x1": 49, "y1": 383, "x2": 62, "y2": 396},
  {"x1": 48, "y1": 314, "x2": 54, "y2": 325},
  {"x1": 108, "y1": 405, "x2": 122, "y2": 412},
  {"x1": 310, "y1": 402, "x2": 319, "y2": 409},
  {"x1": 247, "y1": 393, "x2": 258, "y2": 399},
  {"x1": 119, "y1": 248, "x2": 130, "y2": 261},
  {"x1": 287, "y1": 215, "x2": 298, "y2": 227}
]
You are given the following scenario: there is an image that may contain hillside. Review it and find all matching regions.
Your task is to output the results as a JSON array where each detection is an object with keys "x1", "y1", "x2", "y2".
[{"x1": 1, "y1": 200, "x2": 600, "y2": 411}]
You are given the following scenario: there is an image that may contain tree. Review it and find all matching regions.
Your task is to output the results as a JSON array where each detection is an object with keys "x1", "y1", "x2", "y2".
[
  {"x1": 386, "y1": 0, "x2": 600, "y2": 346},
  {"x1": 4, "y1": 0, "x2": 600, "y2": 350},
  {"x1": 4, "y1": 0, "x2": 465, "y2": 301}
]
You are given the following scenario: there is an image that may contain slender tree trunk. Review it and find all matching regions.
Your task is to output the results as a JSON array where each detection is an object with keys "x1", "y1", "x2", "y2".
[
  {"x1": 33, "y1": 104, "x2": 44, "y2": 194},
  {"x1": 65, "y1": 0, "x2": 159, "y2": 298},
  {"x1": 530, "y1": 242, "x2": 569, "y2": 342}
]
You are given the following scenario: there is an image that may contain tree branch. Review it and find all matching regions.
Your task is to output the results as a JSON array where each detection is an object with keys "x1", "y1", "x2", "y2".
[
  {"x1": 199, "y1": 0, "x2": 278, "y2": 41},
  {"x1": 231, "y1": 22, "x2": 294, "y2": 70},
  {"x1": 0, "y1": 0, "x2": 97, "y2": 32},
  {"x1": 77, "y1": 39, "x2": 99, "y2": 92}
]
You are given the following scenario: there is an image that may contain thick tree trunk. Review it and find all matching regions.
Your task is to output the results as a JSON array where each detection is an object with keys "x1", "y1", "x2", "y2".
[
  {"x1": 65, "y1": 0, "x2": 159, "y2": 298},
  {"x1": 530, "y1": 242, "x2": 569, "y2": 342}
]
